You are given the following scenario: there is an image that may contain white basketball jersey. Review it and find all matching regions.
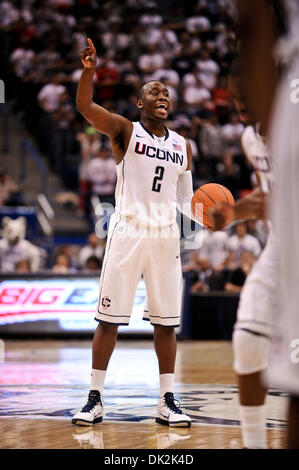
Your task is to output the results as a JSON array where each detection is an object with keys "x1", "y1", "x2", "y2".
[
  {"x1": 241, "y1": 126, "x2": 273, "y2": 194},
  {"x1": 114, "y1": 121, "x2": 188, "y2": 227}
]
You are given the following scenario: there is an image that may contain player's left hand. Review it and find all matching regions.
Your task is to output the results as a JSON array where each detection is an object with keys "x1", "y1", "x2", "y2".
[{"x1": 209, "y1": 203, "x2": 235, "y2": 231}]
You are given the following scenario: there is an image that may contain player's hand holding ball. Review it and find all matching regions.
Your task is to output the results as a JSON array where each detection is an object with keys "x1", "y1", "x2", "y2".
[
  {"x1": 191, "y1": 183, "x2": 235, "y2": 230},
  {"x1": 79, "y1": 38, "x2": 97, "y2": 69},
  {"x1": 207, "y1": 186, "x2": 267, "y2": 231}
]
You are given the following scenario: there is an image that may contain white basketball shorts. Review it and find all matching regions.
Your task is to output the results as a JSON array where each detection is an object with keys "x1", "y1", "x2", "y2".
[{"x1": 95, "y1": 214, "x2": 183, "y2": 327}]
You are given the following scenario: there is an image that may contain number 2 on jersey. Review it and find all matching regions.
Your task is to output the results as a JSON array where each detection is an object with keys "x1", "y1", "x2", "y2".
[{"x1": 152, "y1": 166, "x2": 165, "y2": 193}]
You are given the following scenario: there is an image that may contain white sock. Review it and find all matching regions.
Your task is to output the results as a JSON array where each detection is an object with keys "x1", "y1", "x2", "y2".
[
  {"x1": 239, "y1": 405, "x2": 267, "y2": 449},
  {"x1": 90, "y1": 369, "x2": 106, "y2": 394},
  {"x1": 159, "y1": 373, "x2": 174, "y2": 397}
]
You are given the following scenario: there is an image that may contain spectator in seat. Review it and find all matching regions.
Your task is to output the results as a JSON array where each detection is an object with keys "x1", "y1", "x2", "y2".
[
  {"x1": 15, "y1": 258, "x2": 31, "y2": 273},
  {"x1": 76, "y1": 125, "x2": 102, "y2": 216},
  {"x1": 195, "y1": 48, "x2": 220, "y2": 90},
  {"x1": 50, "y1": 91, "x2": 76, "y2": 172},
  {"x1": 101, "y1": 17, "x2": 132, "y2": 54},
  {"x1": 227, "y1": 221, "x2": 261, "y2": 269},
  {"x1": 52, "y1": 253, "x2": 74, "y2": 273},
  {"x1": 86, "y1": 146, "x2": 117, "y2": 207},
  {"x1": 95, "y1": 58, "x2": 120, "y2": 102},
  {"x1": 212, "y1": 75, "x2": 232, "y2": 123},
  {"x1": 199, "y1": 112, "x2": 224, "y2": 160},
  {"x1": 193, "y1": 161, "x2": 211, "y2": 188},
  {"x1": 221, "y1": 112, "x2": 244, "y2": 155},
  {"x1": 190, "y1": 258, "x2": 213, "y2": 293},
  {"x1": 151, "y1": 58, "x2": 180, "y2": 88},
  {"x1": 186, "y1": 229, "x2": 229, "y2": 290},
  {"x1": 215, "y1": 151, "x2": 241, "y2": 200},
  {"x1": 183, "y1": 75, "x2": 211, "y2": 109},
  {"x1": 37, "y1": 74, "x2": 67, "y2": 113},
  {"x1": 83, "y1": 255, "x2": 102, "y2": 273},
  {"x1": 186, "y1": 5, "x2": 211, "y2": 34},
  {"x1": 247, "y1": 218, "x2": 269, "y2": 250},
  {"x1": 139, "y1": 2, "x2": 163, "y2": 30},
  {"x1": 225, "y1": 251, "x2": 256, "y2": 293},
  {"x1": 78, "y1": 233, "x2": 105, "y2": 269},
  {"x1": 0, "y1": 167, "x2": 23, "y2": 207},
  {"x1": 195, "y1": 229, "x2": 229, "y2": 271},
  {"x1": 10, "y1": 38, "x2": 35, "y2": 79},
  {"x1": 138, "y1": 44, "x2": 164, "y2": 82}
]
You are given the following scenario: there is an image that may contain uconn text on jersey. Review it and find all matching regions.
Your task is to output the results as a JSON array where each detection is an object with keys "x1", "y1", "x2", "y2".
[{"x1": 134, "y1": 142, "x2": 184, "y2": 166}]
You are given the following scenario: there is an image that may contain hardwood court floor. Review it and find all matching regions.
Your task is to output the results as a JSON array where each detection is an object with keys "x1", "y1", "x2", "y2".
[{"x1": 0, "y1": 340, "x2": 287, "y2": 449}]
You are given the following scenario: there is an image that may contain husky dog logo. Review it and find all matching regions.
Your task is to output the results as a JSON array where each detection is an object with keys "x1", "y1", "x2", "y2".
[{"x1": 101, "y1": 296, "x2": 111, "y2": 310}]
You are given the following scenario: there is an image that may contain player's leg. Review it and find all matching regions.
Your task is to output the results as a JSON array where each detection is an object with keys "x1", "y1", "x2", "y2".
[
  {"x1": 233, "y1": 235, "x2": 277, "y2": 448},
  {"x1": 144, "y1": 226, "x2": 191, "y2": 427},
  {"x1": 92, "y1": 321, "x2": 118, "y2": 371},
  {"x1": 72, "y1": 218, "x2": 146, "y2": 426},
  {"x1": 233, "y1": 329, "x2": 270, "y2": 448},
  {"x1": 154, "y1": 324, "x2": 177, "y2": 376},
  {"x1": 71, "y1": 322, "x2": 118, "y2": 426},
  {"x1": 153, "y1": 325, "x2": 191, "y2": 427},
  {"x1": 267, "y1": 62, "x2": 299, "y2": 448},
  {"x1": 154, "y1": 324, "x2": 177, "y2": 400},
  {"x1": 237, "y1": 372, "x2": 267, "y2": 406}
]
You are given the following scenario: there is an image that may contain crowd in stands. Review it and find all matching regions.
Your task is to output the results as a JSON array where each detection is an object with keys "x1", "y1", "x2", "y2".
[
  {"x1": 0, "y1": 167, "x2": 24, "y2": 207},
  {"x1": 182, "y1": 219, "x2": 268, "y2": 293},
  {"x1": 1, "y1": 0, "x2": 268, "y2": 293},
  {"x1": 0, "y1": 229, "x2": 106, "y2": 274},
  {"x1": 2, "y1": 0, "x2": 253, "y2": 206}
]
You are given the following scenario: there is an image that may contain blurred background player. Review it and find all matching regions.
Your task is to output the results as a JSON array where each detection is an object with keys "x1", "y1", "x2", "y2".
[
  {"x1": 72, "y1": 38, "x2": 198, "y2": 428},
  {"x1": 210, "y1": 57, "x2": 276, "y2": 449},
  {"x1": 236, "y1": 0, "x2": 299, "y2": 449}
]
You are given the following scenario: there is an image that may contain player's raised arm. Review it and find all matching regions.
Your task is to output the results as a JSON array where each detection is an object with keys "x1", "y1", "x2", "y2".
[{"x1": 76, "y1": 39, "x2": 132, "y2": 156}]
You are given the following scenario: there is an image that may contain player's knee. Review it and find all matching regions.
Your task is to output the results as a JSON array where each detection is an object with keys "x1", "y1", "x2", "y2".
[
  {"x1": 154, "y1": 325, "x2": 175, "y2": 336},
  {"x1": 232, "y1": 328, "x2": 271, "y2": 375},
  {"x1": 98, "y1": 321, "x2": 118, "y2": 335}
]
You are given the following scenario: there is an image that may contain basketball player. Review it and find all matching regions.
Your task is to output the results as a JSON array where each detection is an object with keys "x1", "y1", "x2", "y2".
[
  {"x1": 72, "y1": 39, "x2": 195, "y2": 427},
  {"x1": 235, "y1": 0, "x2": 299, "y2": 449},
  {"x1": 210, "y1": 57, "x2": 276, "y2": 449}
]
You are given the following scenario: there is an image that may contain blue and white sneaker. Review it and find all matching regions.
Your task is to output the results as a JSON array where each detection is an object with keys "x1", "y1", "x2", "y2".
[
  {"x1": 72, "y1": 390, "x2": 103, "y2": 426},
  {"x1": 156, "y1": 392, "x2": 191, "y2": 428}
]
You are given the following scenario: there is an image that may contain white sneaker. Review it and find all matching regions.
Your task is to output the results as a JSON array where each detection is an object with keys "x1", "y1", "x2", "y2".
[
  {"x1": 72, "y1": 390, "x2": 103, "y2": 426},
  {"x1": 156, "y1": 392, "x2": 191, "y2": 428}
]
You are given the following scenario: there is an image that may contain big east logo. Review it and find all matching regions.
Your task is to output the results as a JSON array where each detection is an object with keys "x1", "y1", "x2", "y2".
[
  {"x1": 0, "y1": 281, "x2": 100, "y2": 324},
  {"x1": 0, "y1": 287, "x2": 63, "y2": 305}
]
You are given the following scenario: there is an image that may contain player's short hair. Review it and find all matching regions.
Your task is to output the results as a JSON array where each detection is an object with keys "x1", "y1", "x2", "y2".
[{"x1": 137, "y1": 80, "x2": 161, "y2": 100}]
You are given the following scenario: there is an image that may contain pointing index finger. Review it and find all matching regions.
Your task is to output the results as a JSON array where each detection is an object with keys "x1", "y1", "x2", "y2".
[{"x1": 87, "y1": 38, "x2": 96, "y2": 52}]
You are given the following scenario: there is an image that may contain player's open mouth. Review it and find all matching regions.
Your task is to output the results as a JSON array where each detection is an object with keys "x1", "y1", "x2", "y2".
[{"x1": 156, "y1": 104, "x2": 168, "y2": 110}]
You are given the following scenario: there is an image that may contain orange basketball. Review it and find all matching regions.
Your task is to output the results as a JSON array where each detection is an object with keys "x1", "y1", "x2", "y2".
[{"x1": 191, "y1": 183, "x2": 235, "y2": 228}]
